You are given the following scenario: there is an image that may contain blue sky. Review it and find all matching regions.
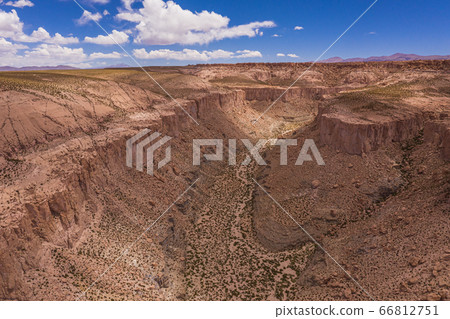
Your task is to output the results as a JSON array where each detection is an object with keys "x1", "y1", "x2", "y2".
[{"x1": 0, "y1": 0, "x2": 449, "y2": 67}]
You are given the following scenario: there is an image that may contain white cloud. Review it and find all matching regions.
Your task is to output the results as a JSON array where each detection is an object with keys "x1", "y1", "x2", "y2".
[
  {"x1": 277, "y1": 53, "x2": 299, "y2": 58},
  {"x1": 103, "y1": 9, "x2": 110, "y2": 15},
  {"x1": 0, "y1": 9, "x2": 23, "y2": 38},
  {"x1": 235, "y1": 49, "x2": 262, "y2": 58},
  {"x1": 25, "y1": 44, "x2": 86, "y2": 62},
  {"x1": 133, "y1": 48, "x2": 262, "y2": 61},
  {"x1": 84, "y1": 30, "x2": 129, "y2": 45},
  {"x1": 134, "y1": 49, "x2": 204, "y2": 60},
  {"x1": 4, "y1": 0, "x2": 34, "y2": 8},
  {"x1": 77, "y1": 10, "x2": 102, "y2": 25},
  {"x1": 116, "y1": 0, "x2": 275, "y2": 45},
  {"x1": 49, "y1": 33, "x2": 79, "y2": 45},
  {"x1": 0, "y1": 37, "x2": 27, "y2": 54},
  {"x1": 0, "y1": 9, "x2": 78, "y2": 44},
  {"x1": 272, "y1": 34, "x2": 281, "y2": 37},
  {"x1": 121, "y1": 0, "x2": 136, "y2": 10},
  {"x1": 369, "y1": 31, "x2": 376, "y2": 35},
  {"x1": 0, "y1": 42, "x2": 126, "y2": 67},
  {"x1": 294, "y1": 26, "x2": 304, "y2": 30},
  {"x1": 2, "y1": 44, "x2": 119, "y2": 66},
  {"x1": 10, "y1": 44, "x2": 89, "y2": 67},
  {"x1": 16, "y1": 27, "x2": 79, "y2": 44},
  {"x1": 202, "y1": 49, "x2": 234, "y2": 60},
  {"x1": 89, "y1": 51, "x2": 122, "y2": 59}
]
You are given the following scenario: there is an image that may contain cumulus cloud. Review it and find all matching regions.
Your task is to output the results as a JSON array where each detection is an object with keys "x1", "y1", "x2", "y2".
[
  {"x1": 272, "y1": 34, "x2": 281, "y2": 37},
  {"x1": 4, "y1": 0, "x2": 34, "y2": 8},
  {"x1": 0, "y1": 9, "x2": 23, "y2": 38},
  {"x1": 77, "y1": 10, "x2": 102, "y2": 25},
  {"x1": 235, "y1": 50, "x2": 262, "y2": 58},
  {"x1": 277, "y1": 53, "x2": 299, "y2": 58},
  {"x1": 17, "y1": 27, "x2": 79, "y2": 44},
  {"x1": 121, "y1": 0, "x2": 136, "y2": 10},
  {"x1": 0, "y1": 37, "x2": 27, "y2": 54},
  {"x1": 294, "y1": 26, "x2": 304, "y2": 30},
  {"x1": 0, "y1": 8, "x2": 123, "y2": 67},
  {"x1": 133, "y1": 48, "x2": 262, "y2": 61},
  {"x1": 84, "y1": 30, "x2": 129, "y2": 45},
  {"x1": 89, "y1": 51, "x2": 122, "y2": 59},
  {"x1": 0, "y1": 9, "x2": 79, "y2": 44},
  {"x1": 0, "y1": 43, "x2": 125, "y2": 67},
  {"x1": 21, "y1": 44, "x2": 87, "y2": 66},
  {"x1": 48, "y1": 33, "x2": 79, "y2": 45},
  {"x1": 116, "y1": 0, "x2": 275, "y2": 45}
]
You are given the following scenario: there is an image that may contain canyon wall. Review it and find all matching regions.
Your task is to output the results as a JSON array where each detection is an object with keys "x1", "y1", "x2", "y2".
[
  {"x1": 242, "y1": 87, "x2": 341, "y2": 102},
  {"x1": 0, "y1": 88, "x2": 247, "y2": 300},
  {"x1": 317, "y1": 106, "x2": 428, "y2": 155},
  {"x1": 424, "y1": 118, "x2": 450, "y2": 161},
  {"x1": 0, "y1": 133, "x2": 124, "y2": 299},
  {"x1": 195, "y1": 90, "x2": 246, "y2": 117},
  {"x1": 160, "y1": 100, "x2": 198, "y2": 137}
]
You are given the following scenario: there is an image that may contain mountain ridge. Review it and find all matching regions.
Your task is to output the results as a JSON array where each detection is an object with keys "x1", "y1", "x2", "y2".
[
  {"x1": 320, "y1": 53, "x2": 450, "y2": 63},
  {"x1": 0, "y1": 65, "x2": 78, "y2": 72}
]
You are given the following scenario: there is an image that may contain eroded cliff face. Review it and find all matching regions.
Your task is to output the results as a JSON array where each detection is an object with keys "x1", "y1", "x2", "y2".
[
  {"x1": 0, "y1": 175, "x2": 93, "y2": 299},
  {"x1": 0, "y1": 133, "x2": 113, "y2": 299},
  {"x1": 0, "y1": 86, "x2": 255, "y2": 300},
  {"x1": 317, "y1": 106, "x2": 428, "y2": 155},
  {"x1": 242, "y1": 87, "x2": 341, "y2": 102},
  {"x1": 195, "y1": 90, "x2": 246, "y2": 116},
  {"x1": 424, "y1": 117, "x2": 450, "y2": 161},
  {"x1": 0, "y1": 127, "x2": 197, "y2": 300}
]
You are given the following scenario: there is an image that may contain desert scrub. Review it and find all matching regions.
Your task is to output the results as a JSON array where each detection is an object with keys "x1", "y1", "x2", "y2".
[
  {"x1": 0, "y1": 73, "x2": 76, "y2": 97},
  {"x1": 210, "y1": 76, "x2": 265, "y2": 86},
  {"x1": 339, "y1": 82, "x2": 414, "y2": 106}
]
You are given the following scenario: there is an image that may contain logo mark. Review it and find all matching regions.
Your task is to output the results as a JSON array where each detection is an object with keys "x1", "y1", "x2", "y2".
[
  {"x1": 192, "y1": 138, "x2": 325, "y2": 166},
  {"x1": 126, "y1": 129, "x2": 172, "y2": 175}
]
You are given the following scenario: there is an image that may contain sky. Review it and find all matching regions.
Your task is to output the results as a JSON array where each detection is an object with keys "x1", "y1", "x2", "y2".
[{"x1": 0, "y1": 0, "x2": 449, "y2": 68}]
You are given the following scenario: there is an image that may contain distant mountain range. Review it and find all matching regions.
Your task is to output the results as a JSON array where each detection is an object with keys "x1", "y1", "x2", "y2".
[
  {"x1": 320, "y1": 53, "x2": 450, "y2": 63},
  {"x1": 0, "y1": 64, "x2": 133, "y2": 72},
  {"x1": 104, "y1": 63, "x2": 131, "y2": 69},
  {"x1": 0, "y1": 65, "x2": 77, "y2": 71}
]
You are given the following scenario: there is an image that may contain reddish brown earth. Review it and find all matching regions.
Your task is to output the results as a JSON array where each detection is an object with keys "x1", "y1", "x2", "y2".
[{"x1": 0, "y1": 61, "x2": 448, "y2": 300}]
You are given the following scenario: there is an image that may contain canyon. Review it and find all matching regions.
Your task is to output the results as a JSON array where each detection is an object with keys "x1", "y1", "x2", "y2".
[{"x1": 0, "y1": 60, "x2": 448, "y2": 300}]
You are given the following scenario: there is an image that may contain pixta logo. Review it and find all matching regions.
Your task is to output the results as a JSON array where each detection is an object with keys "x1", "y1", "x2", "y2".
[
  {"x1": 126, "y1": 129, "x2": 172, "y2": 176},
  {"x1": 193, "y1": 138, "x2": 325, "y2": 166},
  {"x1": 126, "y1": 130, "x2": 325, "y2": 176}
]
